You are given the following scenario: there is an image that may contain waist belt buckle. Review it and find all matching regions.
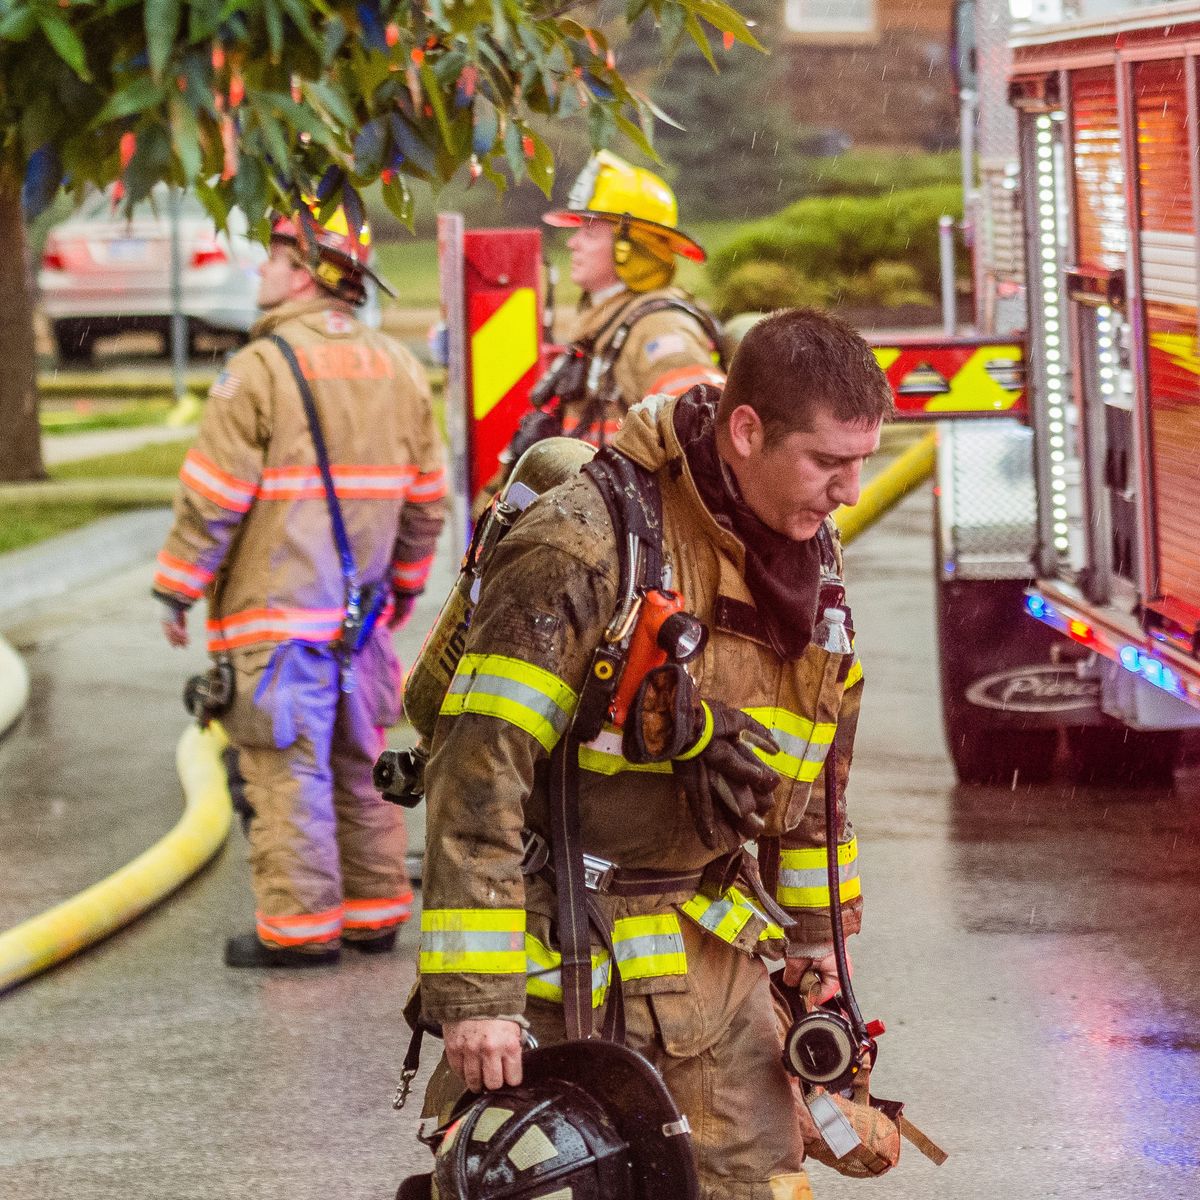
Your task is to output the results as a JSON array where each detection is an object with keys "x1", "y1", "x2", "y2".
[{"x1": 583, "y1": 853, "x2": 616, "y2": 894}]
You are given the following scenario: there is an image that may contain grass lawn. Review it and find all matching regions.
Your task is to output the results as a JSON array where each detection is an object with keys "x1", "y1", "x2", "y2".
[
  {"x1": 373, "y1": 217, "x2": 743, "y2": 311},
  {"x1": 0, "y1": 438, "x2": 193, "y2": 556}
]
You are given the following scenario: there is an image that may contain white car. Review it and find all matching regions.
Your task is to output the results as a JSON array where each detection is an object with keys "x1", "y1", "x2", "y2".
[{"x1": 39, "y1": 187, "x2": 266, "y2": 362}]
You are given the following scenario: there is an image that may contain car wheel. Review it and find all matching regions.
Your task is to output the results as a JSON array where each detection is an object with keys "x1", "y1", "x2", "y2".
[
  {"x1": 54, "y1": 320, "x2": 95, "y2": 364},
  {"x1": 1063, "y1": 726, "x2": 1179, "y2": 788}
]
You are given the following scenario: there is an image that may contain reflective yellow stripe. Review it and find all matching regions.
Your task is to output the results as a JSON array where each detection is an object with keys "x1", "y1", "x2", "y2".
[
  {"x1": 844, "y1": 657, "x2": 863, "y2": 689},
  {"x1": 441, "y1": 653, "x2": 577, "y2": 752},
  {"x1": 612, "y1": 913, "x2": 688, "y2": 980},
  {"x1": 680, "y1": 886, "x2": 786, "y2": 945},
  {"x1": 743, "y1": 706, "x2": 837, "y2": 783},
  {"x1": 419, "y1": 908, "x2": 527, "y2": 974},
  {"x1": 525, "y1": 914, "x2": 687, "y2": 1005},
  {"x1": 675, "y1": 701, "x2": 714, "y2": 761},
  {"x1": 578, "y1": 725, "x2": 673, "y2": 776},
  {"x1": 524, "y1": 933, "x2": 612, "y2": 1007},
  {"x1": 777, "y1": 839, "x2": 861, "y2": 908}
]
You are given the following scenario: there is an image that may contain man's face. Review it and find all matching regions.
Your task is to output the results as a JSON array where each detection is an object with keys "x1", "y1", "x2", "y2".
[
  {"x1": 731, "y1": 405, "x2": 882, "y2": 541},
  {"x1": 257, "y1": 241, "x2": 309, "y2": 310},
  {"x1": 566, "y1": 219, "x2": 621, "y2": 293}
]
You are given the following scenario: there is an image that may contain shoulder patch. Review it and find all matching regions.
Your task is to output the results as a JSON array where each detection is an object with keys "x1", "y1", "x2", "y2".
[
  {"x1": 209, "y1": 370, "x2": 241, "y2": 400},
  {"x1": 325, "y1": 310, "x2": 354, "y2": 336},
  {"x1": 643, "y1": 333, "x2": 688, "y2": 363}
]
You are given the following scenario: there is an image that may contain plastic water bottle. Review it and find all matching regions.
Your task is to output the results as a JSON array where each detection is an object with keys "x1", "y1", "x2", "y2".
[{"x1": 814, "y1": 606, "x2": 853, "y2": 654}]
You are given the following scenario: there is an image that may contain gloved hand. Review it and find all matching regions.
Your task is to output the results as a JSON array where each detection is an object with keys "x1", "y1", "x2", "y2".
[
  {"x1": 623, "y1": 666, "x2": 782, "y2": 847},
  {"x1": 676, "y1": 700, "x2": 782, "y2": 847},
  {"x1": 389, "y1": 590, "x2": 418, "y2": 630}
]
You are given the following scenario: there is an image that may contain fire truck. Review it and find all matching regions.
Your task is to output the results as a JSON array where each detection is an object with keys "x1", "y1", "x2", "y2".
[{"x1": 937, "y1": 0, "x2": 1200, "y2": 784}]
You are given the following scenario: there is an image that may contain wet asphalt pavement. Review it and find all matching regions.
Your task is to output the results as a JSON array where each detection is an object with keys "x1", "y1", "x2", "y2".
[{"x1": 1, "y1": 487, "x2": 1198, "y2": 1200}]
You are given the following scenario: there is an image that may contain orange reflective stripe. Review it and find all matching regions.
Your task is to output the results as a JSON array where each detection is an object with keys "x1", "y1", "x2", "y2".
[
  {"x1": 179, "y1": 450, "x2": 258, "y2": 512},
  {"x1": 408, "y1": 467, "x2": 448, "y2": 502},
  {"x1": 153, "y1": 551, "x2": 213, "y2": 599},
  {"x1": 393, "y1": 554, "x2": 434, "y2": 591},
  {"x1": 258, "y1": 464, "x2": 417, "y2": 501},
  {"x1": 648, "y1": 363, "x2": 726, "y2": 396},
  {"x1": 206, "y1": 607, "x2": 345, "y2": 651},
  {"x1": 344, "y1": 892, "x2": 414, "y2": 930},
  {"x1": 561, "y1": 415, "x2": 622, "y2": 445},
  {"x1": 257, "y1": 905, "x2": 343, "y2": 946}
]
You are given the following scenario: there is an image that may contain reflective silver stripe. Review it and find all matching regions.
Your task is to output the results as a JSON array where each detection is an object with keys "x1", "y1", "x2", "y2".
[
  {"x1": 421, "y1": 930, "x2": 523, "y2": 954},
  {"x1": 614, "y1": 933, "x2": 685, "y2": 965},
  {"x1": 447, "y1": 670, "x2": 573, "y2": 737},
  {"x1": 689, "y1": 896, "x2": 736, "y2": 933},
  {"x1": 778, "y1": 858, "x2": 861, "y2": 893},
  {"x1": 771, "y1": 725, "x2": 833, "y2": 767}
]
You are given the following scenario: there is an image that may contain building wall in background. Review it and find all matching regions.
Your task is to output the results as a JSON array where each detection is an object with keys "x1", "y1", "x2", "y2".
[{"x1": 781, "y1": 0, "x2": 959, "y2": 148}]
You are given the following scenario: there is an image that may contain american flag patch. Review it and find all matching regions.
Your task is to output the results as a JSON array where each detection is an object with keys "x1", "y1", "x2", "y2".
[
  {"x1": 644, "y1": 333, "x2": 687, "y2": 363},
  {"x1": 209, "y1": 370, "x2": 241, "y2": 400}
]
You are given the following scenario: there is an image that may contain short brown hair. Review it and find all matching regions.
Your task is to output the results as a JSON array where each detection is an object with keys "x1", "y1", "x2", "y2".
[{"x1": 718, "y1": 308, "x2": 894, "y2": 441}]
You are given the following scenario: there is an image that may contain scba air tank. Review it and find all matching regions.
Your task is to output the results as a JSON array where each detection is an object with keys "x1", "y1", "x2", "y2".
[{"x1": 375, "y1": 437, "x2": 597, "y2": 807}]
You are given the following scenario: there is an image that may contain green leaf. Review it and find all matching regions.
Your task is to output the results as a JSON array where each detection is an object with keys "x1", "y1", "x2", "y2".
[
  {"x1": 471, "y1": 95, "x2": 498, "y2": 157},
  {"x1": 683, "y1": 14, "x2": 717, "y2": 70},
  {"x1": 169, "y1": 96, "x2": 202, "y2": 181},
  {"x1": 522, "y1": 126, "x2": 554, "y2": 197},
  {"x1": 389, "y1": 113, "x2": 437, "y2": 175},
  {"x1": 502, "y1": 117, "x2": 524, "y2": 182},
  {"x1": 37, "y1": 11, "x2": 91, "y2": 81},
  {"x1": 187, "y1": 0, "x2": 223, "y2": 41},
  {"x1": 380, "y1": 174, "x2": 414, "y2": 231},
  {"x1": 233, "y1": 154, "x2": 268, "y2": 221},
  {"x1": 278, "y1": 0, "x2": 325, "y2": 53},
  {"x1": 0, "y1": 7, "x2": 37, "y2": 41},
  {"x1": 91, "y1": 76, "x2": 165, "y2": 124},
  {"x1": 322, "y1": 15, "x2": 348, "y2": 67},
  {"x1": 615, "y1": 112, "x2": 655, "y2": 162},
  {"x1": 419, "y1": 63, "x2": 454, "y2": 152},
  {"x1": 263, "y1": 0, "x2": 283, "y2": 61},
  {"x1": 145, "y1": 0, "x2": 181, "y2": 80},
  {"x1": 252, "y1": 100, "x2": 293, "y2": 170},
  {"x1": 305, "y1": 79, "x2": 356, "y2": 131}
]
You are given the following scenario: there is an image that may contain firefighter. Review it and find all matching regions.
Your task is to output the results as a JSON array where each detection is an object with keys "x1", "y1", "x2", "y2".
[
  {"x1": 473, "y1": 151, "x2": 724, "y2": 515},
  {"x1": 154, "y1": 201, "x2": 447, "y2": 967},
  {"x1": 415, "y1": 309, "x2": 893, "y2": 1198}
]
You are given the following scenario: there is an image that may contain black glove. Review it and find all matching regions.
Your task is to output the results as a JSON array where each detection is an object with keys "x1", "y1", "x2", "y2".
[
  {"x1": 676, "y1": 701, "x2": 782, "y2": 848},
  {"x1": 389, "y1": 590, "x2": 418, "y2": 630},
  {"x1": 623, "y1": 666, "x2": 782, "y2": 848}
]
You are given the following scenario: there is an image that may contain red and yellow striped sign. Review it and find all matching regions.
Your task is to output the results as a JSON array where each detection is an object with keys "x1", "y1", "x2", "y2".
[{"x1": 869, "y1": 337, "x2": 1026, "y2": 418}]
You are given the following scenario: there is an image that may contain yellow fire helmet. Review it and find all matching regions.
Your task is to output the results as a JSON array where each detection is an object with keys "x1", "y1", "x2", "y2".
[{"x1": 545, "y1": 151, "x2": 706, "y2": 291}]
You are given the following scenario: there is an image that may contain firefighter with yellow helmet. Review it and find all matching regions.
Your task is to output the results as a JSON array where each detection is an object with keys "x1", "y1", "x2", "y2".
[
  {"x1": 476, "y1": 152, "x2": 724, "y2": 514},
  {"x1": 154, "y1": 198, "x2": 447, "y2": 967}
]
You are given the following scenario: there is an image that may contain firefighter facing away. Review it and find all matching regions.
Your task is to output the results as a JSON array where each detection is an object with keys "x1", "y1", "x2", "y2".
[
  {"x1": 414, "y1": 309, "x2": 893, "y2": 1198},
  {"x1": 154, "y1": 202, "x2": 447, "y2": 967},
  {"x1": 474, "y1": 151, "x2": 725, "y2": 515}
]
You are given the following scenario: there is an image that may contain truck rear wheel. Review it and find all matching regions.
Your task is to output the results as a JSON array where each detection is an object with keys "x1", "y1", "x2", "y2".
[{"x1": 1063, "y1": 726, "x2": 1179, "y2": 788}]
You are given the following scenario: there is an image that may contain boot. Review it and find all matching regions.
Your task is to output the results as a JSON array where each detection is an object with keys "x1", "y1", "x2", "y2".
[
  {"x1": 224, "y1": 933, "x2": 340, "y2": 968},
  {"x1": 344, "y1": 930, "x2": 397, "y2": 955}
]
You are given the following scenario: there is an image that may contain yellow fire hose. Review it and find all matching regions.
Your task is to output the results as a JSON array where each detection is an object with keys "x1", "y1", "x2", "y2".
[
  {"x1": 0, "y1": 429, "x2": 935, "y2": 995},
  {"x1": 0, "y1": 722, "x2": 232, "y2": 994}
]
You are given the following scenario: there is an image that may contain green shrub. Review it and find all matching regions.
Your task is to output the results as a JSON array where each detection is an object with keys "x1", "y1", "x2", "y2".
[
  {"x1": 708, "y1": 185, "x2": 965, "y2": 303},
  {"x1": 795, "y1": 151, "x2": 961, "y2": 199},
  {"x1": 830, "y1": 261, "x2": 932, "y2": 309},
  {"x1": 713, "y1": 261, "x2": 830, "y2": 319}
]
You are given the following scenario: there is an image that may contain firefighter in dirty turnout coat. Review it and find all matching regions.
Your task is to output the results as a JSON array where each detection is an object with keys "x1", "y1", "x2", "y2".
[
  {"x1": 154, "y1": 205, "x2": 446, "y2": 968},
  {"x1": 417, "y1": 310, "x2": 893, "y2": 1199}
]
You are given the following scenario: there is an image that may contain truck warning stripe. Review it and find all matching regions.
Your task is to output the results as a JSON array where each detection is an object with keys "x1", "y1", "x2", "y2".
[{"x1": 471, "y1": 287, "x2": 540, "y2": 421}]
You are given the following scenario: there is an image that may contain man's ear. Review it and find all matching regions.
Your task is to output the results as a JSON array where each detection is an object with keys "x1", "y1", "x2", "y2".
[{"x1": 725, "y1": 404, "x2": 763, "y2": 460}]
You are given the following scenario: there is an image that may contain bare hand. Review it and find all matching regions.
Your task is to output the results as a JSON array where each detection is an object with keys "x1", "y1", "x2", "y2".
[
  {"x1": 442, "y1": 1018, "x2": 524, "y2": 1092},
  {"x1": 784, "y1": 947, "x2": 849, "y2": 1005},
  {"x1": 161, "y1": 610, "x2": 189, "y2": 648}
]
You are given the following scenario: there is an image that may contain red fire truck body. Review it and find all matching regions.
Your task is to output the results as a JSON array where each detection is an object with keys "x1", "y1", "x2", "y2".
[{"x1": 937, "y1": 0, "x2": 1200, "y2": 783}]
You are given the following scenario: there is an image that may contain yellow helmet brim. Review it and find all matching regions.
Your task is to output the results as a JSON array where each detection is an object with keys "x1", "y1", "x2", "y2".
[{"x1": 543, "y1": 209, "x2": 706, "y2": 264}]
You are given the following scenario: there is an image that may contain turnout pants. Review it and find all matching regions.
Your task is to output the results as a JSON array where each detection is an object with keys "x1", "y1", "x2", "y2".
[
  {"x1": 422, "y1": 918, "x2": 811, "y2": 1200},
  {"x1": 223, "y1": 631, "x2": 411, "y2": 950}
]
